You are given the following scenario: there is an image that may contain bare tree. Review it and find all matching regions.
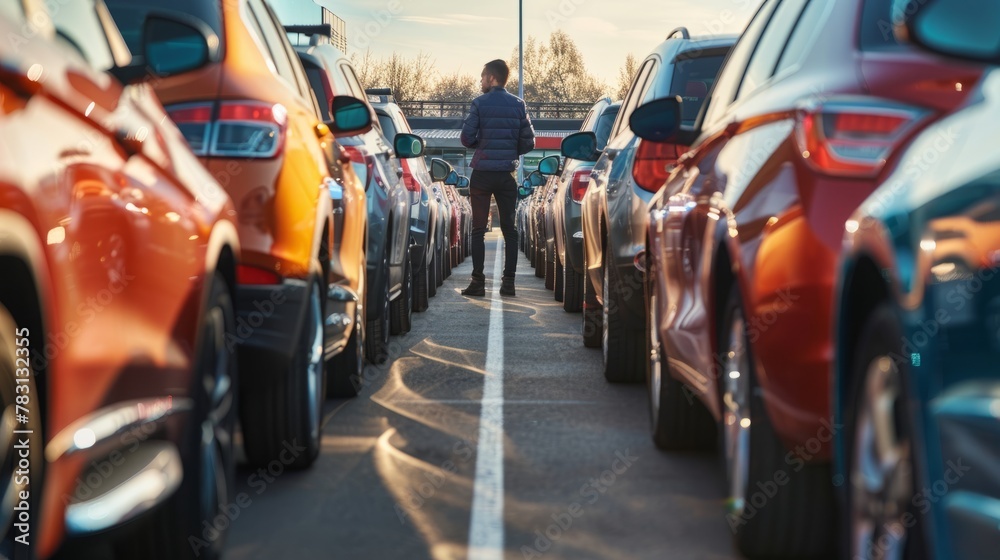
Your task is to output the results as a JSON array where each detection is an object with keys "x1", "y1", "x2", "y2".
[
  {"x1": 430, "y1": 71, "x2": 479, "y2": 102},
  {"x1": 508, "y1": 31, "x2": 609, "y2": 106},
  {"x1": 348, "y1": 51, "x2": 436, "y2": 102},
  {"x1": 614, "y1": 53, "x2": 639, "y2": 101}
]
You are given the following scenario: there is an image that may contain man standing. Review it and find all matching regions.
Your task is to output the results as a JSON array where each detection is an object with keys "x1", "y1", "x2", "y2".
[{"x1": 460, "y1": 59, "x2": 535, "y2": 297}]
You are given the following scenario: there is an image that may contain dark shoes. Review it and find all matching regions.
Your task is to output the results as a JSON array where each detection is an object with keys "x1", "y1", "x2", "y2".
[
  {"x1": 500, "y1": 276, "x2": 515, "y2": 297},
  {"x1": 461, "y1": 274, "x2": 486, "y2": 297}
]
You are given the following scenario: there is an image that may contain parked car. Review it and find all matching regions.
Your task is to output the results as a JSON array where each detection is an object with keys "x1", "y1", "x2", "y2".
[
  {"x1": 833, "y1": 3, "x2": 1000, "y2": 559},
  {"x1": 293, "y1": 46, "x2": 421, "y2": 368},
  {"x1": 568, "y1": 29, "x2": 734, "y2": 382},
  {"x1": 429, "y1": 158, "x2": 470, "y2": 272},
  {"x1": 630, "y1": 0, "x2": 983, "y2": 557},
  {"x1": 368, "y1": 94, "x2": 440, "y2": 313},
  {"x1": 544, "y1": 99, "x2": 621, "y2": 312},
  {"x1": 0, "y1": 2, "x2": 243, "y2": 558},
  {"x1": 105, "y1": 0, "x2": 375, "y2": 471}
]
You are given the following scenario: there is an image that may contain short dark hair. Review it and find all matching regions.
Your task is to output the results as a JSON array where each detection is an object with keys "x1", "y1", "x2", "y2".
[{"x1": 483, "y1": 59, "x2": 510, "y2": 86}]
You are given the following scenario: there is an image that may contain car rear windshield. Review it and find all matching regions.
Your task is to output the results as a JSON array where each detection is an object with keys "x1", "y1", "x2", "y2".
[
  {"x1": 594, "y1": 106, "x2": 620, "y2": 150},
  {"x1": 860, "y1": 0, "x2": 906, "y2": 51},
  {"x1": 377, "y1": 113, "x2": 397, "y2": 140},
  {"x1": 105, "y1": 0, "x2": 224, "y2": 61},
  {"x1": 669, "y1": 53, "x2": 727, "y2": 125}
]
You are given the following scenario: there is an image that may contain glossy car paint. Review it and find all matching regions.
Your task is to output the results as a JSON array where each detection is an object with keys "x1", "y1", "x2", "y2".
[
  {"x1": 0, "y1": 7, "x2": 239, "y2": 556},
  {"x1": 834, "y1": 68, "x2": 1000, "y2": 560},
  {"x1": 645, "y1": 0, "x2": 981, "y2": 456}
]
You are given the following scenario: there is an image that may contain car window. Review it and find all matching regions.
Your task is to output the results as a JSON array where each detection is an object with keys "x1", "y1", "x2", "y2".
[
  {"x1": 860, "y1": 0, "x2": 906, "y2": 51},
  {"x1": 261, "y1": 1, "x2": 312, "y2": 99},
  {"x1": 377, "y1": 113, "x2": 397, "y2": 141},
  {"x1": 737, "y1": 0, "x2": 807, "y2": 100},
  {"x1": 339, "y1": 63, "x2": 367, "y2": 100},
  {"x1": 594, "y1": 106, "x2": 619, "y2": 150},
  {"x1": 670, "y1": 52, "x2": 728, "y2": 125},
  {"x1": 50, "y1": 0, "x2": 116, "y2": 71},
  {"x1": 106, "y1": 0, "x2": 223, "y2": 61},
  {"x1": 613, "y1": 58, "x2": 655, "y2": 139},
  {"x1": 247, "y1": 0, "x2": 297, "y2": 87},
  {"x1": 701, "y1": 0, "x2": 779, "y2": 126},
  {"x1": 580, "y1": 108, "x2": 597, "y2": 132},
  {"x1": 775, "y1": 1, "x2": 831, "y2": 74},
  {"x1": 305, "y1": 66, "x2": 331, "y2": 120}
]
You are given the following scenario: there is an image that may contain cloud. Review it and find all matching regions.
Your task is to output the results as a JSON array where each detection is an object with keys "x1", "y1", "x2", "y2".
[
  {"x1": 398, "y1": 16, "x2": 458, "y2": 26},
  {"x1": 447, "y1": 13, "x2": 504, "y2": 23}
]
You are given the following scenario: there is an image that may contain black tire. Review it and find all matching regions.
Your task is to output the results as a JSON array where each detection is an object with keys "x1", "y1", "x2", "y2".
[
  {"x1": 435, "y1": 243, "x2": 445, "y2": 288},
  {"x1": 427, "y1": 248, "x2": 438, "y2": 298},
  {"x1": 0, "y1": 304, "x2": 42, "y2": 560},
  {"x1": 582, "y1": 266, "x2": 602, "y2": 348},
  {"x1": 413, "y1": 250, "x2": 430, "y2": 312},
  {"x1": 366, "y1": 253, "x2": 391, "y2": 364},
  {"x1": 241, "y1": 276, "x2": 324, "y2": 469},
  {"x1": 391, "y1": 247, "x2": 413, "y2": 335},
  {"x1": 843, "y1": 305, "x2": 926, "y2": 560},
  {"x1": 645, "y1": 259, "x2": 714, "y2": 450},
  {"x1": 327, "y1": 302, "x2": 363, "y2": 398},
  {"x1": 444, "y1": 244, "x2": 453, "y2": 279},
  {"x1": 719, "y1": 286, "x2": 834, "y2": 559},
  {"x1": 564, "y1": 261, "x2": 584, "y2": 313},
  {"x1": 534, "y1": 239, "x2": 545, "y2": 278},
  {"x1": 554, "y1": 251, "x2": 564, "y2": 302},
  {"x1": 601, "y1": 262, "x2": 645, "y2": 383},
  {"x1": 544, "y1": 240, "x2": 555, "y2": 290},
  {"x1": 529, "y1": 235, "x2": 537, "y2": 268},
  {"x1": 177, "y1": 271, "x2": 239, "y2": 559}
]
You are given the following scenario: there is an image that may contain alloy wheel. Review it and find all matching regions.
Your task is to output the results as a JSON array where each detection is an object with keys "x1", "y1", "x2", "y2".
[{"x1": 722, "y1": 308, "x2": 751, "y2": 518}]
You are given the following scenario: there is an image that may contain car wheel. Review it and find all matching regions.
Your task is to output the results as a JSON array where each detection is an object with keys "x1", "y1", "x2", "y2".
[
  {"x1": 412, "y1": 248, "x2": 429, "y2": 312},
  {"x1": 391, "y1": 247, "x2": 413, "y2": 335},
  {"x1": 846, "y1": 305, "x2": 926, "y2": 560},
  {"x1": 601, "y1": 261, "x2": 645, "y2": 383},
  {"x1": 241, "y1": 276, "x2": 323, "y2": 470},
  {"x1": 564, "y1": 259, "x2": 583, "y2": 313},
  {"x1": 0, "y1": 304, "x2": 41, "y2": 560},
  {"x1": 554, "y1": 250, "x2": 564, "y2": 302},
  {"x1": 327, "y1": 302, "x2": 364, "y2": 398},
  {"x1": 365, "y1": 253, "x2": 391, "y2": 364},
  {"x1": 582, "y1": 263, "x2": 602, "y2": 348},
  {"x1": 544, "y1": 240, "x2": 555, "y2": 290},
  {"x1": 647, "y1": 266, "x2": 714, "y2": 450},
  {"x1": 427, "y1": 248, "x2": 438, "y2": 298},
  {"x1": 534, "y1": 239, "x2": 545, "y2": 278},
  {"x1": 719, "y1": 285, "x2": 834, "y2": 559}
]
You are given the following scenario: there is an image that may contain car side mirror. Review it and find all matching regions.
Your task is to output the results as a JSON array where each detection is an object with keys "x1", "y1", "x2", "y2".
[
  {"x1": 527, "y1": 171, "x2": 546, "y2": 187},
  {"x1": 891, "y1": 0, "x2": 1000, "y2": 63},
  {"x1": 457, "y1": 176, "x2": 470, "y2": 188},
  {"x1": 538, "y1": 154, "x2": 561, "y2": 176},
  {"x1": 394, "y1": 133, "x2": 425, "y2": 159},
  {"x1": 457, "y1": 187, "x2": 470, "y2": 197},
  {"x1": 328, "y1": 95, "x2": 372, "y2": 135},
  {"x1": 561, "y1": 132, "x2": 600, "y2": 162},
  {"x1": 518, "y1": 186, "x2": 530, "y2": 198},
  {"x1": 629, "y1": 96, "x2": 688, "y2": 145},
  {"x1": 444, "y1": 170, "x2": 459, "y2": 186},
  {"x1": 143, "y1": 14, "x2": 218, "y2": 78},
  {"x1": 430, "y1": 158, "x2": 453, "y2": 182}
]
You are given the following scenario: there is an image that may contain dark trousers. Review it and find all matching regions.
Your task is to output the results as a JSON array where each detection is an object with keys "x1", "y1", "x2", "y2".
[{"x1": 470, "y1": 169, "x2": 518, "y2": 278}]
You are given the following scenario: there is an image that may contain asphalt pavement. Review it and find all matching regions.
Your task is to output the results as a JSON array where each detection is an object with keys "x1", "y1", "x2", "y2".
[{"x1": 226, "y1": 232, "x2": 741, "y2": 560}]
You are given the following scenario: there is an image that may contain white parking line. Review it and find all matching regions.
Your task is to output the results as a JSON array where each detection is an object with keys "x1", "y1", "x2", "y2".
[{"x1": 468, "y1": 237, "x2": 505, "y2": 560}]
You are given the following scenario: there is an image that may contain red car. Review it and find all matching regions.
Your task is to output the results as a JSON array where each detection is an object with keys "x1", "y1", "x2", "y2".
[
  {"x1": 631, "y1": 0, "x2": 982, "y2": 557},
  {"x1": 0, "y1": 3, "x2": 240, "y2": 558}
]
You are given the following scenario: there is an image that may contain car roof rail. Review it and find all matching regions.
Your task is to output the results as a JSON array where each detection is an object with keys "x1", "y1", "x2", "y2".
[
  {"x1": 667, "y1": 27, "x2": 691, "y2": 40},
  {"x1": 366, "y1": 88, "x2": 395, "y2": 104}
]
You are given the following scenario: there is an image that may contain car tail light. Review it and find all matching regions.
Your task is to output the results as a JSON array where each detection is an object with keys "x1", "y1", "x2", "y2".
[
  {"x1": 166, "y1": 101, "x2": 288, "y2": 159},
  {"x1": 237, "y1": 265, "x2": 281, "y2": 285},
  {"x1": 343, "y1": 146, "x2": 373, "y2": 191},
  {"x1": 633, "y1": 140, "x2": 681, "y2": 193},
  {"x1": 796, "y1": 98, "x2": 927, "y2": 177},
  {"x1": 570, "y1": 170, "x2": 591, "y2": 203}
]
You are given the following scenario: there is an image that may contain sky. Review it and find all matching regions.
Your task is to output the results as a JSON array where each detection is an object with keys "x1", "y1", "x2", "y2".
[{"x1": 271, "y1": 0, "x2": 762, "y2": 85}]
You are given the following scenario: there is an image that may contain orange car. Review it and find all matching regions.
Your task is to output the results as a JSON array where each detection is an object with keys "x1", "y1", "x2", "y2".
[
  {"x1": 105, "y1": 0, "x2": 373, "y2": 471},
  {"x1": 0, "y1": 2, "x2": 242, "y2": 558}
]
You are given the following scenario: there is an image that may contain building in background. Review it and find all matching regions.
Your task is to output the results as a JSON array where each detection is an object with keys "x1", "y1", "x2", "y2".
[{"x1": 272, "y1": 0, "x2": 347, "y2": 52}]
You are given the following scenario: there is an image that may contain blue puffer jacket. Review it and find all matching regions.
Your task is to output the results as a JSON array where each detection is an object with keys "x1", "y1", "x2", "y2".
[{"x1": 461, "y1": 86, "x2": 535, "y2": 172}]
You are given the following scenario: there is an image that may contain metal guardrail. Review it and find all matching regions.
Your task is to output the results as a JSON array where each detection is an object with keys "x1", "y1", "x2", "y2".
[{"x1": 397, "y1": 100, "x2": 593, "y2": 119}]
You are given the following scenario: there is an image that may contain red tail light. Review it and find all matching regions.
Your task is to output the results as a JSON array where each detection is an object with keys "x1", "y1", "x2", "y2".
[
  {"x1": 570, "y1": 170, "x2": 591, "y2": 203},
  {"x1": 633, "y1": 140, "x2": 681, "y2": 193},
  {"x1": 796, "y1": 98, "x2": 926, "y2": 177},
  {"x1": 166, "y1": 101, "x2": 288, "y2": 159},
  {"x1": 400, "y1": 161, "x2": 421, "y2": 193},
  {"x1": 343, "y1": 146, "x2": 374, "y2": 191},
  {"x1": 237, "y1": 265, "x2": 281, "y2": 285}
]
